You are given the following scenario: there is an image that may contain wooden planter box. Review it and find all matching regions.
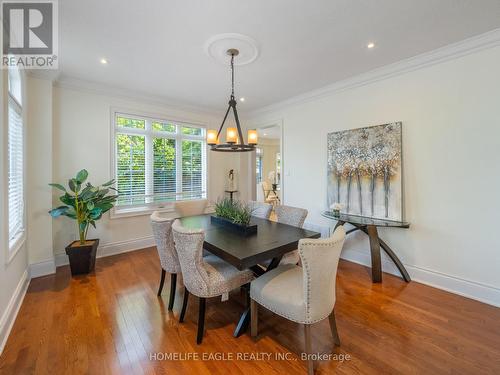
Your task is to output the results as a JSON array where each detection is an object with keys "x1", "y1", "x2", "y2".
[
  {"x1": 65, "y1": 239, "x2": 99, "y2": 275},
  {"x1": 210, "y1": 215, "x2": 257, "y2": 236}
]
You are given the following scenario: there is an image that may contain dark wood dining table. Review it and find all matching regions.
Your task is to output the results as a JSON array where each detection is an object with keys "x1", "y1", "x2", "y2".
[{"x1": 177, "y1": 214, "x2": 321, "y2": 337}]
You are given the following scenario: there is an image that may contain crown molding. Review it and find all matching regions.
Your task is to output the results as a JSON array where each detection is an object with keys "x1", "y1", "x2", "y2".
[
  {"x1": 248, "y1": 28, "x2": 500, "y2": 118},
  {"x1": 53, "y1": 76, "x2": 220, "y2": 117},
  {"x1": 26, "y1": 70, "x2": 61, "y2": 82}
]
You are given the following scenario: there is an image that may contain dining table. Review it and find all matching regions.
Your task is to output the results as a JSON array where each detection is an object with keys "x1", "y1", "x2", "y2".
[{"x1": 177, "y1": 214, "x2": 321, "y2": 337}]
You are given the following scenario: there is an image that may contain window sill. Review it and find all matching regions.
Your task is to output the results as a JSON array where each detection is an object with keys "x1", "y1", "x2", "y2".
[
  {"x1": 110, "y1": 202, "x2": 215, "y2": 220},
  {"x1": 7, "y1": 231, "x2": 26, "y2": 265}
]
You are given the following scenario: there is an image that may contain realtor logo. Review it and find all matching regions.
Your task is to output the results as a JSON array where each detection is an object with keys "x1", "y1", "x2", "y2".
[{"x1": 1, "y1": 0, "x2": 58, "y2": 69}]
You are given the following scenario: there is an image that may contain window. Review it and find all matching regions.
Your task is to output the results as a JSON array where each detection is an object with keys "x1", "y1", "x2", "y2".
[
  {"x1": 256, "y1": 147, "x2": 263, "y2": 183},
  {"x1": 113, "y1": 112, "x2": 206, "y2": 211},
  {"x1": 7, "y1": 66, "x2": 25, "y2": 252}
]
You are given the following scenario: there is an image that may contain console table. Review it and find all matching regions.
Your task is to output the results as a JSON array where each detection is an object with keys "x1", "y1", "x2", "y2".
[{"x1": 322, "y1": 211, "x2": 411, "y2": 283}]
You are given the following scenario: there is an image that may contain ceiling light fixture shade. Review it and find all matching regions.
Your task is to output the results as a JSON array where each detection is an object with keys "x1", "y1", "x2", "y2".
[{"x1": 207, "y1": 49, "x2": 257, "y2": 152}]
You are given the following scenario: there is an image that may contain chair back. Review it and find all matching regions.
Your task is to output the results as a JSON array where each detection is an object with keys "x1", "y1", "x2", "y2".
[
  {"x1": 274, "y1": 205, "x2": 308, "y2": 227},
  {"x1": 247, "y1": 200, "x2": 272, "y2": 220},
  {"x1": 150, "y1": 211, "x2": 181, "y2": 274},
  {"x1": 174, "y1": 199, "x2": 208, "y2": 217},
  {"x1": 298, "y1": 226, "x2": 346, "y2": 323},
  {"x1": 171, "y1": 220, "x2": 210, "y2": 296}
]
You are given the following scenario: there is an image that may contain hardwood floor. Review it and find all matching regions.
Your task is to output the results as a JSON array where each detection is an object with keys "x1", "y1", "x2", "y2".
[{"x1": 1, "y1": 248, "x2": 499, "y2": 374}]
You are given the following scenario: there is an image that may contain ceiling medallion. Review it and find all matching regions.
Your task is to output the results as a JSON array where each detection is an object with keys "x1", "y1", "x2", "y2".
[{"x1": 204, "y1": 33, "x2": 259, "y2": 66}]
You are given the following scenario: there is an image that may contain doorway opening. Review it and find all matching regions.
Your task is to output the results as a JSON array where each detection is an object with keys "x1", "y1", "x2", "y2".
[{"x1": 253, "y1": 124, "x2": 282, "y2": 207}]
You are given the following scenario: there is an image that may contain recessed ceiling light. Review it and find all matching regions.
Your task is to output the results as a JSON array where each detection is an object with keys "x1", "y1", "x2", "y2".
[
  {"x1": 263, "y1": 133, "x2": 267, "y2": 136},
  {"x1": 100, "y1": 58, "x2": 108, "y2": 64},
  {"x1": 239, "y1": 97, "x2": 245, "y2": 102},
  {"x1": 367, "y1": 42, "x2": 375, "y2": 49}
]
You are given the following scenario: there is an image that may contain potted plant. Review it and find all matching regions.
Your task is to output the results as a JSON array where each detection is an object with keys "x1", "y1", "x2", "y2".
[
  {"x1": 49, "y1": 169, "x2": 118, "y2": 275},
  {"x1": 212, "y1": 198, "x2": 257, "y2": 235}
]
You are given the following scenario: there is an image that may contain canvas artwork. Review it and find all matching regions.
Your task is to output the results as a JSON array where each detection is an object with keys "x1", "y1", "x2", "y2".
[{"x1": 327, "y1": 122, "x2": 403, "y2": 221}]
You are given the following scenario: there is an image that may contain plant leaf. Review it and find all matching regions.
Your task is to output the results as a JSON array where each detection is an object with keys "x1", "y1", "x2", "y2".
[
  {"x1": 49, "y1": 206, "x2": 69, "y2": 217},
  {"x1": 102, "y1": 179, "x2": 115, "y2": 187},
  {"x1": 60, "y1": 193, "x2": 76, "y2": 207},
  {"x1": 49, "y1": 183, "x2": 67, "y2": 192},
  {"x1": 68, "y1": 179, "x2": 76, "y2": 193},
  {"x1": 76, "y1": 169, "x2": 89, "y2": 184}
]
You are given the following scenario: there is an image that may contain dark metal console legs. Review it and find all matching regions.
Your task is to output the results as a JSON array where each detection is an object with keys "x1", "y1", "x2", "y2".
[
  {"x1": 335, "y1": 221, "x2": 411, "y2": 283},
  {"x1": 367, "y1": 225, "x2": 382, "y2": 283}
]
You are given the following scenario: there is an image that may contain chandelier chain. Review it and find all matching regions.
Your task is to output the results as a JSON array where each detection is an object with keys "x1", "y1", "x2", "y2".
[{"x1": 231, "y1": 53, "x2": 235, "y2": 98}]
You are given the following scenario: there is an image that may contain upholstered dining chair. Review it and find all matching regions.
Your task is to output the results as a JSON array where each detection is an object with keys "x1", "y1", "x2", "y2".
[
  {"x1": 250, "y1": 226, "x2": 346, "y2": 375},
  {"x1": 174, "y1": 199, "x2": 208, "y2": 217},
  {"x1": 272, "y1": 205, "x2": 308, "y2": 265},
  {"x1": 150, "y1": 211, "x2": 181, "y2": 311},
  {"x1": 247, "y1": 200, "x2": 273, "y2": 220},
  {"x1": 171, "y1": 220, "x2": 254, "y2": 344}
]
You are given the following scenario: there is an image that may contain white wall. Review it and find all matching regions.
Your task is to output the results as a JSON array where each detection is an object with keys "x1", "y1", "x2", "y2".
[
  {"x1": 51, "y1": 85, "x2": 238, "y2": 258},
  {"x1": 26, "y1": 77, "x2": 54, "y2": 275},
  {"x1": 0, "y1": 70, "x2": 30, "y2": 353},
  {"x1": 248, "y1": 45, "x2": 500, "y2": 306}
]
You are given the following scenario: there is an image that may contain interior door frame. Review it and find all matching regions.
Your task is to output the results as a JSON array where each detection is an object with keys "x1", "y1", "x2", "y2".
[{"x1": 249, "y1": 119, "x2": 284, "y2": 203}]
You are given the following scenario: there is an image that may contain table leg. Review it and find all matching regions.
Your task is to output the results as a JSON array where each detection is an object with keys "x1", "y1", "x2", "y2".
[
  {"x1": 352, "y1": 224, "x2": 411, "y2": 283},
  {"x1": 376, "y1": 237, "x2": 411, "y2": 282},
  {"x1": 367, "y1": 225, "x2": 382, "y2": 283},
  {"x1": 234, "y1": 256, "x2": 283, "y2": 337},
  {"x1": 334, "y1": 220, "x2": 346, "y2": 231}
]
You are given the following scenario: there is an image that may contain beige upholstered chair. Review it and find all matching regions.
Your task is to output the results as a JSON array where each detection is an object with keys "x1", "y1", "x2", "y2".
[
  {"x1": 172, "y1": 220, "x2": 254, "y2": 344},
  {"x1": 247, "y1": 200, "x2": 273, "y2": 220},
  {"x1": 273, "y1": 205, "x2": 308, "y2": 265},
  {"x1": 174, "y1": 199, "x2": 208, "y2": 217},
  {"x1": 150, "y1": 211, "x2": 181, "y2": 311},
  {"x1": 250, "y1": 226, "x2": 346, "y2": 375}
]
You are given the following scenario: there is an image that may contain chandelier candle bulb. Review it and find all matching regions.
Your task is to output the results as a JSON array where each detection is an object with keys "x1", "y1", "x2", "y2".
[
  {"x1": 207, "y1": 129, "x2": 218, "y2": 145},
  {"x1": 248, "y1": 129, "x2": 258, "y2": 145},
  {"x1": 227, "y1": 127, "x2": 238, "y2": 143}
]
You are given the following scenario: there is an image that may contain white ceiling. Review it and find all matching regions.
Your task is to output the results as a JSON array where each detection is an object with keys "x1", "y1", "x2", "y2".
[{"x1": 58, "y1": 0, "x2": 500, "y2": 112}]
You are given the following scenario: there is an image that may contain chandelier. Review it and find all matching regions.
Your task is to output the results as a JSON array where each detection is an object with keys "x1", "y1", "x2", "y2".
[{"x1": 207, "y1": 49, "x2": 258, "y2": 152}]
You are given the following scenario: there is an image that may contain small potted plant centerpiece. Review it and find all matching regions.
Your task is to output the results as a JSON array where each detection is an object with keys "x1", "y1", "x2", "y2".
[
  {"x1": 49, "y1": 169, "x2": 118, "y2": 275},
  {"x1": 211, "y1": 198, "x2": 257, "y2": 235}
]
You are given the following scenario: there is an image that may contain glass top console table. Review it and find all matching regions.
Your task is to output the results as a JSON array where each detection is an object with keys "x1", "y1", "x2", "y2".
[{"x1": 322, "y1": 211, "x2": 411, "y2": 283}]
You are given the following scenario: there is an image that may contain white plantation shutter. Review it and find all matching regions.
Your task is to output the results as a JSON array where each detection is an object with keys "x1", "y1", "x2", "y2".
[
  {"x1": 116, "y1": 134, "x2": 146, "y2": 205},
  {"x1": 114, "y1": 113, "x2": 206, "y2": 209},
  {"x1": 153, "y1": 137, "x2": 176, "y2": 202},
  {"x1": 8, "y1": 88, "x2": 24, "y2": 246},
  {"x1": 181, "y1": 140, "x2": 203, "y2": 199}
]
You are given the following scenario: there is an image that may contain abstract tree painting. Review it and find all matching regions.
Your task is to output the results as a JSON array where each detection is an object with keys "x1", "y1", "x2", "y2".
[{"x1": 327, "y1": 122, "x2": 403, "y2": 221}]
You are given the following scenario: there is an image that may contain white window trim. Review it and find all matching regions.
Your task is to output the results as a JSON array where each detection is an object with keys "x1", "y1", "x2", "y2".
[
  {"x1": 109, "y1": 108, "x2": 209, "y2": 219},
  {"x1": 5, "y1": 68, "x2": 27, "y2": 264}
]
